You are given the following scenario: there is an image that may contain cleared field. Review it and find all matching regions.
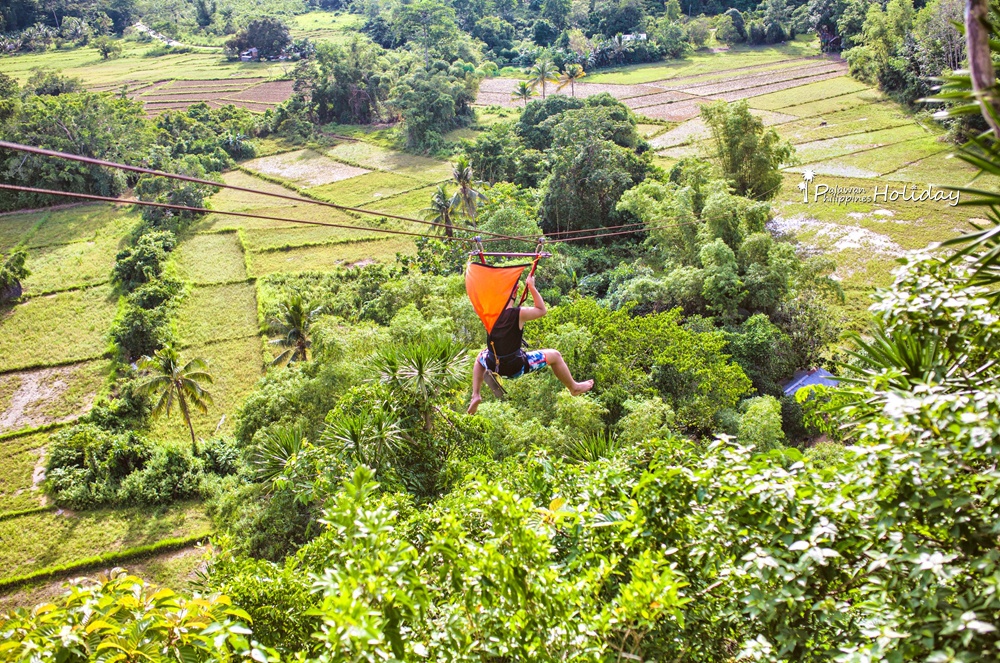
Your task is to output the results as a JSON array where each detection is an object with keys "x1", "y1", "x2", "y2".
[
  {"x1": 14, "y1": 205, "x2": 126, "y2": 249},
  {"x1": 0, "y1": 446, "x2": 43, "y2": 513},
  {"x1": 0, "y1": 501, "x2": 212, "y2": 582},
  {"x1": 0, "y1": 285, "x2": 117, "y2": 373},
  {"x1": 789, "y1": 135, "x2": 952, "y2": 179},
  {"x1": 778, "y1": 103, "x2": 915, "y2": 143},
  {"x1": 308, "y1": 171, "x2": 427, "y2": 207},
  {"x1": 243, "y1": 149, "x2": 370, "y2": 187},
  {"x1": 326, "y1": 142, "x2": 453, "y2": 182},
  {"x1": 761, "y1": 88, "x2": 882, "y2": 117},
  {"x1": 176, "y1": 283, "x2": 258, "y2": 347},
  {"x1": 148, "y1": 336, "x2": 264, "y2": 444},
  {"x1": 246, "y1": 236, "x2": 415, "y2": 277},
  {"x1": 0, "y1": 361, "x2": 108, "y2": 436},
  {"x1": 172, "y1": 232, "x2": 247, "y2": 284}
]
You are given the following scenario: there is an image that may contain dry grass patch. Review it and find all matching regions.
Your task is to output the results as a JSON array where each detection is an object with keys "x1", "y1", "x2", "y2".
[
  {"x1": 0, "y1": 361, "x2": 108, "y2": 436},
  {"x1": 243, "y1": 149, "x2": 370, "y2": 188},
  {"x1": 241, "y1": 225, "x2": 383, "y2": 252}
]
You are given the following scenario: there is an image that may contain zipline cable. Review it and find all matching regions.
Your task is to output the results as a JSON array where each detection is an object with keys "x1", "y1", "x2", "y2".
[
  {"x1": 0, "y1": 183, "x2": 458, "y2": 241},
  {"x1": 0, "y1": 140, "x2": 526, "y2": 244}
]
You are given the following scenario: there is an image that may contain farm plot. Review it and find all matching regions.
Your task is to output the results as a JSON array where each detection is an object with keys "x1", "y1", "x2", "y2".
[
  {"x1": 792, "y1": 124, "x2": 932, "y2": 163},
  {"x1": 326, "y1": 142, "x2": 453, "y2": 182},
  {"x1": 706, "y1": 69, "x2": 850, "y2": 103},
  {"x1": 789, "y1": 135, "x2": 951, "y2": 179},
  {"x1": 666, "y1": 60, "x2": 847, "y2": 97},
  {"x1": 648, "y1": 109, "x2": 796, "y2": 149},
  {"x1": 243, "y1": 149, "x2": 370, "y2": 188},
  {"x1": 777, "y1": 103, "x2": 915, "y2": 143},
  {"x1": 172, "y1": 232, "x2": 247, "y2": 284},
  {"x1": 750, "y1": 80, "x2": 876, "y2": 114},
  {"x1": 583, "y1": 39, "x2": 821, "y2": 85},
  {"x1": 175, "y1": 282, "x2": 258, "y2": 348},
  {"x1": 307, "y1": 171, "x2": 427, "y2": 207},
  {"x1": 476, "y1": 77, "x2": 672, "y2": 107},
  {"x1": 0, "y1": 445, "x2": 44, "y2": 513},
  {"x1": 0, "y1": 361, "x2": 108, "y2": 436},
  {"x1": 246, "y1": 236, "x2": 415, "y2": 277},
  {"x1": 357, "y1": 184, "x2": 442, "y2": 218},
  {"x1": 0, "y1": 501, "x2": 212, "y2": 582},
  {"x1": 241, "y1": 224, "x2": 384, "y2": 252},
  {"x1": 148, "y1": 336, "x2": 264, "y2": 444},
  {"x1": 0, "y1": 285, "x2": 117, "y2": 373},
  {"x1": 133, "y1": 78, "x2": 295, "y2": 114}
]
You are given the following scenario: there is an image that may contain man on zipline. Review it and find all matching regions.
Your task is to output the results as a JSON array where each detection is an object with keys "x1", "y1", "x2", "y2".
[{"x1": 467, "y1": 274, "x2": 593, "y2": 415}]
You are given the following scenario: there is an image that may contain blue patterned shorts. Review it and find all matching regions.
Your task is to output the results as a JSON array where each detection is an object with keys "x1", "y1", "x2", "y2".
[{"x1": 477, "y1": 349, "x2": 548, "y2": 379}]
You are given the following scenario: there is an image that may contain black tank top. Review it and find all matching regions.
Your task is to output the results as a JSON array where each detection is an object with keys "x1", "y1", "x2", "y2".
[{"x1": 486, "y1": 307, "x2": 525, "y2": 376}]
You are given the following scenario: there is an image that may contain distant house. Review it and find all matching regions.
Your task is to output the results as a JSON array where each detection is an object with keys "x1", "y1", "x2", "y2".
[
  {"x1": 622, "y1": 33, "x2": 647, "y2": 42},
  {"x1": 240, "y1": 47, "x2": 259, "y2": 62},
  {"x1": 781, "y1": 368, "x2": 838, "y2": 397}
]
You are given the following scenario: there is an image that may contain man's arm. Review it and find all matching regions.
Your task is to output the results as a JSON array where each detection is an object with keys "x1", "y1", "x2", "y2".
[{"x1": 519, "y1": 275, "x2": 546, "y2": 325}]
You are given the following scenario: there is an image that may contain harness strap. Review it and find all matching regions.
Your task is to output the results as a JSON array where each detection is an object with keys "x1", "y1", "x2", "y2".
[{"x1": 517, "y1": 256, "x2": 541, "y2": 307}]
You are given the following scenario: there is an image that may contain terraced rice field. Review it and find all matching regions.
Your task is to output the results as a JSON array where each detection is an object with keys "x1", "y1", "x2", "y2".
[{"x1": 131, "y1": 78, "x2": 295, "y2": 115}]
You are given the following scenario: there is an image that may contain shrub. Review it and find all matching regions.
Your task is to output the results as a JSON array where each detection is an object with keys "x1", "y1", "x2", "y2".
[
  {"x1": 737, "y1": 395, "x2": 785, "y2": 452},
  {"x1": 0, "y1": 250, "x2": 29, "y2": 302},
  {"x1": 111, "y1": 230, "x2": 176, "y2": 291},
  {"x1": 765, "y1": 21, "x2": 787, "y2": 44},
  {"x1": 723, "y1": 8, "x2": 747, "y2": 41},
  {"x1": 117, "y1": 447, "x2": 205, "y2": 505},
  {"x1": 747, "y1": 20, "x2": 766, "y2": 45}
]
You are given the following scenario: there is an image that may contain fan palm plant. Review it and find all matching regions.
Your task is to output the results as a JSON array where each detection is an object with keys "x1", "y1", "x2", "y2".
[
  {"x1": 369, "y1": 337, "x2": 466, "y2": 432},
  {"x1": 557, "y1": 431, "x2": 622, "y2": 464},
  {"x1": 252, "y1": 424, "x2": 308, "y2": 483},
  {"x1": 265, "y1": 295, "x2": 324, "y2": 367},
  {"x1": 321, "y1": 406, "x2": 405, "y2": 474},
  {"x1": 527, "y1": 58, "x2": 559, "y2": 99},
  {"x1": 452, "y1": 155, "x2": 487, "y2": 225},
  {"x1": 511, "y1": 81, "x2": 535, "y2": 105},
  {"x1": 136, "y1": 346, "x2": 213, "y2": 453},
  {"x1": 420, "y1": 184, "x2": 462, "y2": 237},
  {"x1": 557, "y1": 64, "x2": 586, "y2": 98}
]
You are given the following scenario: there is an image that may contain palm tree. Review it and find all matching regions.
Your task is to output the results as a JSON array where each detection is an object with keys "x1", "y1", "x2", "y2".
[
  {"x1": 265, "y1": 295, "x2": 324, "y2": 367},
  {"x1": 557, "y1": 64, "x2": 586, "y2": 98},
  {"x1": 511, "y1": 81, "x2": 534, "y2": 106},
  {"x1": 610, "y1": 34, "x2": 630, "y2": 64},
  {"x1": 526, "y1": 58, "x2": 559, "y2": 99},
  {"x1": 452, "y1": 156, "x2": 487, "y2": 225},
  {"x1": 136, "y1": 346, "x2": 213, "y2": 453},
  {"x1": 420, "y1": 184, "x2": 462, "y2": 237}
]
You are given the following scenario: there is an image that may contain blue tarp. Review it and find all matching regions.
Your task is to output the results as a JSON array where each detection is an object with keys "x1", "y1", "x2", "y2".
[{"x1": 782, "y1": 368, "x2": 838, "y2": 396}]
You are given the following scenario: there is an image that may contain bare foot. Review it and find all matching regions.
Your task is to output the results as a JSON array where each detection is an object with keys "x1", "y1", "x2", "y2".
[
  {"x1": 570, "y1": 380, "x2": 594, "y2": 396},
  {"x1": 467, "y1": 394, "x2": 482, "y2": 415}
]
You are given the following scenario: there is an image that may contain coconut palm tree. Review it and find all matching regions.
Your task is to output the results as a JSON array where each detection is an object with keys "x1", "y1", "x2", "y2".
[
  {"x1": 136, "y1": 346, "x2": 213, "y2": 453},
  {"x1": 511, "y1": 81, "x2": 535, "y2": 106},
  {"x1": 452, "y1": 156, "x2": 487, "y2": 225},
  {"x1": 421, "y1": 184, "x2": 462, "y2": 237},
  {"x1": 557, "y1": 64, "x2": 586, "y2": 98},
  {"x1": 527, "y1": 58, "x2": 559, "y2": 99},
  {"x1": 265, "y1": 295, "x2": 324, "y2": 367}
]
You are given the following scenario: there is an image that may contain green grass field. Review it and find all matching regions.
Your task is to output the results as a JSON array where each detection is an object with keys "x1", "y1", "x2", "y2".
[
  {"x1": 0, "y1": 501, "x2": 211, "y2": 580},
  {"x1": 246, "y1": 236, "x2": 415, "y2": 277},
  {"x1": 0, "y1": 285, "x2": 116, "y2": 373},
  {"x1": 585, "y1": 38, "x2": 820, "y2": 85},
  {"x1": 307, "y1": 171, "x2": 428, "y2": 207},
  {"x1": 240, "y1": 224, "x2": 383, "y2": 252},
  {"x1": 326, "y1": 142, "x2": 454, "y2": 182},
  {"x1": 175, "y1": 283, "x2": 259, "y2": 347},
  {"x1": 0, "y1": 446, "x2": 43, "y2": 513},
  {"x1": 172, "y1": 231, "x2": 248, "y2": 284}
]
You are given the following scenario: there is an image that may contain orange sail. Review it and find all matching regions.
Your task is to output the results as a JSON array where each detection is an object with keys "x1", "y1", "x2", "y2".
[{"x1": 465, "y1": 261, "x2": 528, "y2": 333}]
